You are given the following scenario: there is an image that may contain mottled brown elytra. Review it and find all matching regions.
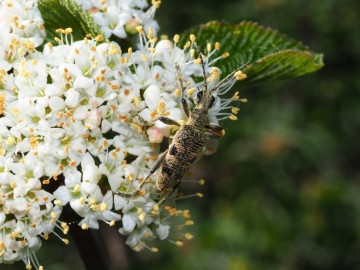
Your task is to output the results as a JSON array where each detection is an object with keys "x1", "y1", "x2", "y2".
[{"x1": 119, "y1": 46, "x2": 245, "y2": 204}]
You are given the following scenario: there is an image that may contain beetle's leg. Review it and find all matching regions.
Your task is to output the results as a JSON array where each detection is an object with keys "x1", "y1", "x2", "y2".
[
  {"x1": 158, "y1": 116, "x2": 181, "y2": 127},
  {"x1": 175, "y1": 64, "x2": 190, "y2": 119},
  {"x1": 135, "y1": 114, "x2": 149, "y2": 125},
  {"x1": 157, "y1": 181, "x2": 181, "y2": 206},
  {"x1": 135, "y1": 115, "x2": 181, "y2": 127},
  {"x1": 204, "y1": 123, "x2": 225, "y2": 139},
  {"x1": 117, "y1": 150, "x2": 168, "y2": 198}
]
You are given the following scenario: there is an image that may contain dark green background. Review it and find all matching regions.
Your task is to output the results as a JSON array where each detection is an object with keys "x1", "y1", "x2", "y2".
[{"x1": 6, "y1": 0, "x2": 360, "y2": 269}]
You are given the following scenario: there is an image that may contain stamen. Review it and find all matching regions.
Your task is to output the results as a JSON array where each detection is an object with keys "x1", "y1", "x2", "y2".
[{"x1": 175, "y1": 192, "x2": 203, "y2": 201}]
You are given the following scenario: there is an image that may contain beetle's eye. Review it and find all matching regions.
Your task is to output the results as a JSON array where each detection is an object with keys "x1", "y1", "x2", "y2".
[
  {"x1": 197, "y1": 91, "x2": 203, "y2": 103},
  {"x1": 209, "y1": 96, "x2": 216, "y2": 108}
]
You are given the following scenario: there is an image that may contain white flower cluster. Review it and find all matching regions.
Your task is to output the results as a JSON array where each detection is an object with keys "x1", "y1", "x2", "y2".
[
  {"x1": 0, "y1": 0, "x2": 246, "y2": 269},
  {"x1": 0, "y1": 0, "x2": 45, "y2": 70},
  {"x1": 74, "y1": 0, "x2": 160, "y2": 38}
]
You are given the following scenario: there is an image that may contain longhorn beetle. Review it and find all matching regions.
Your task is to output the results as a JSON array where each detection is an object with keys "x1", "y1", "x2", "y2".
[{"x1": 119, "y1": 46, "x2": 246, "y2": 204}]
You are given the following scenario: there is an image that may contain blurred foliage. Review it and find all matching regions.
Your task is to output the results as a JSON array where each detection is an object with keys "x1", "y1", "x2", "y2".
[{"x1": 7, "y1": 0, "x2": 360, "y2": 269}]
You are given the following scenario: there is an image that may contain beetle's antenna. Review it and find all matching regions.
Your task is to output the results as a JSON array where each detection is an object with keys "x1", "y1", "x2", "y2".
[
  {"x1": 195, "y1": 43, "x2": 208, "y2": 91},
  {"x1": 210, "y1": 62, "x2": 249, "y2": 93}
]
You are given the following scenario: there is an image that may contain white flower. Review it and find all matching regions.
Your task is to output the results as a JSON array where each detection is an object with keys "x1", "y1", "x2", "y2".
[
  {"x1": 75, "y1": 0, "x2": 160, "y2": 38},
  {"x1": 0, "y1": 168, "x2": 65, "y2": 269},
  {"x1": 0, "y1": 0, "x2": 45, "y2": 62}
]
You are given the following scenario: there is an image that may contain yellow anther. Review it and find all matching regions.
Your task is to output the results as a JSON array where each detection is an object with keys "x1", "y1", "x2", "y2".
[
  {"x1": 81, "y1": 224, "x2": 89, "y2": 230},
  {"x1": 222, "y1": 52, "x2": 230, "y2": 58},
  {"x1": 187, "y1": 88, "x2": 195, "y2": 96},
  {"x1": 61, "y1": 222, "x2": 69, "y2": 232},
  {"x1": 190, "y1": 34, "x2": 196, "y2": 42},
  {"x1": 136, "y1": 25, "x2": 144, "y2": 35},
  {"x1": 100, "y1": 202, "x2": 108, "y2": 211},
  {"x1": 194, "y1": 58, "x2": 201, "y2": 64},
  {"x1": 152, "y1": 0, "x2": 161, "y2": 8},
  {"x1": 54, "y1": 200, "x2": 62, "y2": 206},
  {"x1": 232, "y1": 91, "x2": 240, "y2": 101},
  {"x1": 109, "y1": 220, "x2": 115, "y2": 226},
  {"x1": 64, "y1": 28, "x2": 73, "y2": 34},
  {"x1": 73, "y1": 184, "x2": 81, "y2": 193},
  {"x1": 6, "y1": 136, "x2": 16, "y2": 146},
  {"x1": 184, "y1": 41, "x2": 191, "y2": 49},
  {"x1": 91, "y1": 204, "x2": 100, "y2": 211},
  {"x1": 147, "y1": 27, "x2": 154, "y2": 39},
  {"x1": 175, "y1": 240, "x2": 184, "y2": 247},
  {"x1": 240, "y1": 98, "x2": 248, "y2": 103},
  {"x1": 157, "y1": 101, "x2": 166, "y2": 114},
  {"x1": 184, "y1": 232, "x2": 194, "y2": 240},
  {"x1": 151, "y1": 247, "x2": 159, "y2": 252},
  {"x1": 235, "y1": 70, "x2": 247, "y2": 80},
  {"x1": 140, "y1": 54, "x2": 147, "y2": 62},
  {"x1": 198, "y1": 179, "x2": 205, "y2": 185},
  {"x1": 153, "y1": 204, "x2": 160, "y2": 212},
  {"x1": 10, "y1": 181, "x2": 16, "y2": 189},
  {"x1": 173, "y1": 34, "x2": 180, "y2": 43},
  {"x1": 215, "y1": 42, "x2": 221, "y2": 50},
  {"x1": 186, "y1": 220, "x2": 194, "y2": 226},
  {"x1": 231, "y1": 107, "x2": 240, "y2": 114},
  {"x1": 211, "y1": 69, "x2": 220, "y2": 80},
  {"x1": 174, "y1": 88, "x2": 181, "y2": 96},
  {"x1": 95, "y1": 35, "x2": 104, "y2": 42},
  {"x1": 62, "y1": 238, "x2": 70, "y2": 245},
  {"x1": 196, "y1": 192, "x2": 203, "y2": 198},
  {"x1": 207, "y1": 43, "x2": 212, "y2": 52},
  {"x1": 229, "y1": 114, "x2": 238, "y2": 121}
]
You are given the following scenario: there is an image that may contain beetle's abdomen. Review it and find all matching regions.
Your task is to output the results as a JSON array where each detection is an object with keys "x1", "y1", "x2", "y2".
[{"x1": 156, "y1": 125, "x2": 208, "y2": 191}]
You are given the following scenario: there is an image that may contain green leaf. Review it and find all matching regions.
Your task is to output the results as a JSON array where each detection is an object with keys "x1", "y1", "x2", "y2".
[
  {"x1": 178, "y1": 21, "x2": 324, "y2": 84},
  {"x1": 38, "y1": 0, "x2": 105, "y2": 44}
]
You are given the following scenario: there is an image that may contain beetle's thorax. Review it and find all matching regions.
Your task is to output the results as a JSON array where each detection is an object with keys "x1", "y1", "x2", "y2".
[{"x1": 188, "y1": 107, "x2": 209, "y2": 128}]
